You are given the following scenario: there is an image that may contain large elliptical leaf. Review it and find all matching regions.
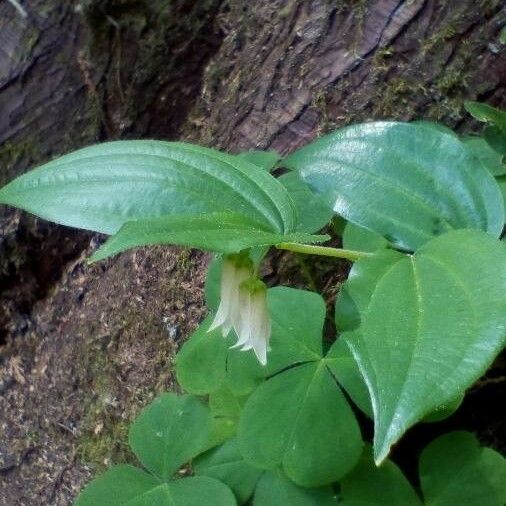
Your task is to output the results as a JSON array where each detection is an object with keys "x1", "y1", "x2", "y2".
[
  {"x1": 0, "y1": 140, "x2": 296, "y2": 235},
  {"x1": 342, "y1": 230, "x2": 506, "y2": 463},
  {"x1": 284, "y1": 122, "x2": 504, "y2": 250},
  {"x1": 89, "y1": 212, "x2": 328, "y2": 262}
]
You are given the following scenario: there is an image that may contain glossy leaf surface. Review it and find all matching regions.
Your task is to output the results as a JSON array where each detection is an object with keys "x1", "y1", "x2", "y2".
[
  {"x1": 341, "y1": 222, "x2": 388, "y2": 253},
  {"x1": 89, "y1": 212, "x2": 328, "y2": 262},
  {"x1": 284, "y1": 122, "x2": 504, "y2": 250},
  {"x1": 0, "y1": 141, "x2": 296, "y2": 235},
  {"x1": 342, "y1": 230, "x2": 506, "y2": 463}
]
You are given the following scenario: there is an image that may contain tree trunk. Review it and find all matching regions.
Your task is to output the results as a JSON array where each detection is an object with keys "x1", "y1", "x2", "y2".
[{"x1": 0, "y1": 1, "x2": 504, "y2": 504}]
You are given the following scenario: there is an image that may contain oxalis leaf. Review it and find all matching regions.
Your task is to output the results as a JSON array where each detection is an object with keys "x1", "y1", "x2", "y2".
[
  {"x1": 176, "y1": 287, "x2": 326, "y2": 396},
  {"x1": 284, "y1": 122, "x2": 504, "y2": 250},
  {"x1": 89, "y1": 212, "x2": 328, "y2": 262},
  {"x1": 0, "y1": 140, "x2": 296, "y2": 235},
  {"x1": 194, "y1": 438, "x2": 338, "y2": 505},
  {"x1": 339, "y1": 229, "x2": 506, "y2": 463},
  {"x1": 76, "y1": 393, "x2": 237, "y2": 506},
  {"x1": 340, "y1": 432, "x2": 506, "y2": 506},
  {"x1": 75, "y1": 467, "x2": 237, "y2": 506}
]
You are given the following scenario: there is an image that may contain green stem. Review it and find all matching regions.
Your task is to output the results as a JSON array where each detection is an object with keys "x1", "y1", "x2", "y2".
[{"x1": 275, "y1": 242, "x2": 371, "y2": 262}]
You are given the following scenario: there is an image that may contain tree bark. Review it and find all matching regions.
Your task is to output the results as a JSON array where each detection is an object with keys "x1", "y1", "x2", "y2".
[{"x1": 0, "y1": 1, "x2": 504, "y2": 504}]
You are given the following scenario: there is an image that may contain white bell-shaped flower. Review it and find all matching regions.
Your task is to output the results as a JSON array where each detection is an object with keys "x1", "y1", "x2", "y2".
[
  {"x1": 208, "y1": 254, "x2": 253, "y2": 337},
  {"x1": 232, "y1": 278, "x2": 271, "y2": 366}
]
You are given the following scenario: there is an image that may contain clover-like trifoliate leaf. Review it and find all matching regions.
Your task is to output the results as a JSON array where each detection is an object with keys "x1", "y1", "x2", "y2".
[
  {"x1": 128, "y1": 393, "x2": 212, "y2": 480},
  {"x1": 194, "y1": 438, "x2": 263, "y2": 503},
  {"x1": 284, "y1": 122, "x2": 504, "y2": 250},
  {"x1": 176, "y1": 287, "x2": 326, "y2": 396},
  {"x1": 340, "y1": 433, "x2": 506, "y2": 506},
  {"x1": 0, "y1": 141, "x2": 296, "y2": 235},
  {"x1": 238, "y1": 361, "x2": 362, "y2": 487},
  {"x1": 419, "y1": 432, "x2": 506, "y2": 506},
  {"x1": 340, "y1": 230, "x2": 506, "y2": 463},
  {"x1": 253, "y1": 469, "x2": 338, "y2": 506}
]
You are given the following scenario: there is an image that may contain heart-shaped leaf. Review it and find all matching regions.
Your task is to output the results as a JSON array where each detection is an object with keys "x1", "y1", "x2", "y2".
[
  {"x1": 238, "y1": 361, "x2": 362, "y2": 486},
  {"x1": 340, "y1": 433, "x2": 506, "y2": 506},
  {"x1": 340, "y1": 450, "x2": 422, "y2": 506},
  {"x1": 75, "y1": 466, "x2": 237, "y2": 506},
  {"x1": 75, "y1": 465, "x2": 163, "y2": 506},
  {"x1": 419, "y1": 432, "x2": 506, "y2": 506},
  {"x1": 128, "y1": 393, "x2": 212, "y2": 480},
  {"x1": 341, "y1": 230, "x2": 506, "y2": 463},
  {"x1": 0, "y1": 141, "x2": 296, "y2": 235},
  {"x1": 284, "y1": 122, "x2": 504, "y2": 250},
  {"x1": 89, "y1": 212, "x2": 327, "y2": 262},
  {"x1": 253, "y1": 469, "x2": 338, "y2": 506},
  {"x1": 194, "y1": 438, "x2": 263, "y2": 503},
  {"x1": 176, "y1": 287, "x2": 326, "y2": 396}
]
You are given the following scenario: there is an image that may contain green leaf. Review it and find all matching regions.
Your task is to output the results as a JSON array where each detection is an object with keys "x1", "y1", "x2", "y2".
[
  {"x1": 340, "y1": 449, "x2": 423, "y2": 506},
  {"x1": 284, "y1": 122, "x2": 504, "y2": 250},
  {"x1": 0, "y1": 141, "x2": 296, "y2": 235},
  {"x1": 326, "y1": 338, "x2": 372, "y2": 418},
  {"x1": 484, "y1": 125, "x2": 506, "y2": 155},
  {"x1": 194, "y1": 438, "x2": 262, "y2": 503},
  {"x1": 464, "y1": 101, "x2": 506, "y2": 132},
  {"x1": 238, "y1": 361, "x2": 362, "y2": 486},
  {"x1": 278, "y1": 172, "x2": 334, "y2": 233},
  {"x1": 75, "y1": 465, "x2": 162, "y2": 506},
  {"x1": 161, "y1": 477, "x2": 237, "y2": 506},
  {"x1": 421, "y1": 394, "x2": 463, "y2": 423},
  {"x1": 419, "y1": 432, "x2": 506, "y2": 506},
  {"x1": 176, "y1": 287, "x2": 327, "y2": 396},
  {"x1": 462, "y1": 136, "x2": 506, "y2": 176},
  {"x1": 207, "y1": 387, "x2": 247, "y2": 449},
  {"x1": 335, "y1": 249, "x2": 405, "y2": 332},
  {"x1": 237, "y1": 150, "x2": 281, "y2": 171},
  {"x1": 497, "y1": 176, "x2": 506, "y2": 216},
  {"x1": 343, "y1": 230, "x2": 506, "y2": 463},
  {"x1": 176, "y1": 318, "x2": 230, "y2": 395},
  {"x1": 253, "y1": 469, "x2": 338, "y2": 506},
  {"x1": 89, "y1": 212, "x2": 328, "y2": 262},
  {"x1": 342, "y1": 222, "x2": 388, "y2": 253},
  {"x1": 128, "y1": 393, "x2": 212, "y2": 480}
]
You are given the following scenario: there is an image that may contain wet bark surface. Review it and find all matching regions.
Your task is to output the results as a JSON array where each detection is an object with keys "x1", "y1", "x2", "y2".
[{"x1": 0, "y1": 1, "x2": 505, "y2": 504}]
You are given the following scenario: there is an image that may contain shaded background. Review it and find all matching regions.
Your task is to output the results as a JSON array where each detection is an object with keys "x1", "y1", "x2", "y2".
[{"x1": 0, "y1": 1, "x2": 505, "y2": 504}]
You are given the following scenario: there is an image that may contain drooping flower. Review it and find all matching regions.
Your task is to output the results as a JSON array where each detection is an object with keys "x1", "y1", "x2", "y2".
[
  {"x1": 231, "y1": 278, "x2": 271, "y2": 366},
  {"x1": 208, "y1": 254, "x2": 253, "y2": 337}
]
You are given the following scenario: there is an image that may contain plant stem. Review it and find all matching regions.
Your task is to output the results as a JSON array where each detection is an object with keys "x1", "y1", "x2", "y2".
[{"x1": 275, "y1": 242, "x2": 371, "y2": 262}]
